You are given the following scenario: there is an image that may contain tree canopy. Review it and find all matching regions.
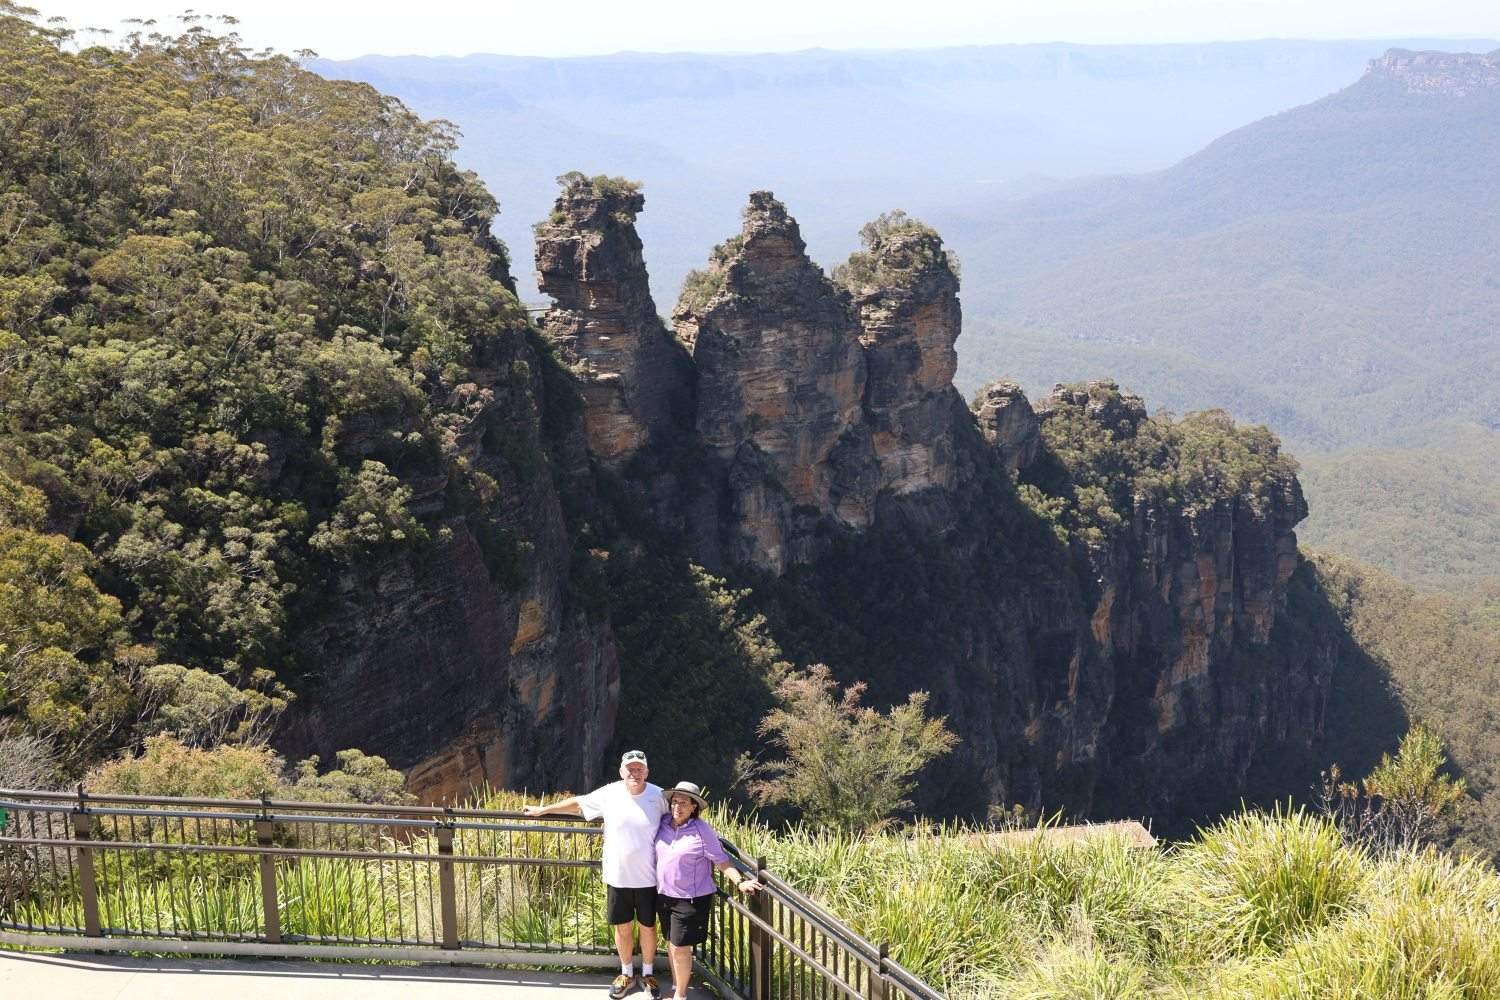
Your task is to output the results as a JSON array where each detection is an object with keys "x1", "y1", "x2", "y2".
[{"x1": 0, "y1": 7, "x2": 534, "y2": 773}]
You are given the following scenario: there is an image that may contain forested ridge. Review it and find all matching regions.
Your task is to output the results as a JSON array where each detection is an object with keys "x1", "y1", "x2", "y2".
[{"x1": 0, "y1": 6, "x2": 541, "y2": 780}]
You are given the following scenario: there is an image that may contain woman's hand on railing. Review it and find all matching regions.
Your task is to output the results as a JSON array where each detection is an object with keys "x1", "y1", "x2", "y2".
[{"x1": 735, "y1": 876, "x2": 763, "y2": 895}]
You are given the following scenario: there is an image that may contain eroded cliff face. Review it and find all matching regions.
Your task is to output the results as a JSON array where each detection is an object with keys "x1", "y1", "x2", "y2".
[
  {"x1": 1028, "y1": 382, "x2": 1315, "y2": 817},
  {"x1": 535, "y1": 180, "x2": 691, "y2": 467},
  {"x1": 511, "y1": 184, "x2": 1327, "y2": 822},
  {"x1": 973, "y1": 380, "x2": 1041, "y2": 475},
  {"x1": 1371, "y1": 48, "x2": 1500, "y2": 96},
  {"x1": 656, "y1": 195, "x2": 968, "y2": 572},
  {"x1": 280, "y1": 327, "x2": 618, "y2": 803},
  {"x1": 848, "y1": 224, "x2": 964, "y2": 495},
  {"x1": 673, "y1": 192, "x2": 875, "y2": 572}
]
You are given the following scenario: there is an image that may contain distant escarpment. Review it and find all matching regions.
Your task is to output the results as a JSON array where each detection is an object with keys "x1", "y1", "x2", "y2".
[
  {"x1": 541, "y1": 179, "x2": 1332, "y2": 821},
  {"x1": 1370, "y1": 47, "x2": 1500, "y2": 96}
]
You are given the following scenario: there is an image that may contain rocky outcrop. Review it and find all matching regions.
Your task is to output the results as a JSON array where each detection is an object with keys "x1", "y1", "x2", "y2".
[
  {"x1": 973, "y1": 379, "x2": 1040, "y2": 474},
  {"x1": 846, "y1": 220, "x2": 963, "y2": 494},
  {"x1": 518, "y1": 183, "x2": 1330, "y2": 828},
  {"x1": 280, "y1": 327, "x2": 617, "y2": 803},
  {"x1": 674, "y1": 192, "x2": 875, "y2": 572},
  {"x1": 535, "y1": 176, "x2": 690, "y2": 467},
  {"x1": 1371, "y1": 48, "x2": 1500, "y2": 97}
]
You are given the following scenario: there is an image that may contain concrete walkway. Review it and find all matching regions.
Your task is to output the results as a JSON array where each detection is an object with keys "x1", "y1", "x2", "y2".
[{"x1": 0, "y1": 951, "x2": 715, "y2": 998}]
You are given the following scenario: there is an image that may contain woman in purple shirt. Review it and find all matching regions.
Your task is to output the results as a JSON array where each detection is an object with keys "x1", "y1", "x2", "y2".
[{"x1": 655, "y1": 781, "x2": 761, "y2": 1000}]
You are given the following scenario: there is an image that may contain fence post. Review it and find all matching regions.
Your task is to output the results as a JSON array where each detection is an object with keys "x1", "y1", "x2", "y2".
[
  {"x1": 256, "y1": 796, "x2": 282, "y2": 944},
  {"x1": 748, "y1": 856, "x2": 772, "y2": 1000},
  {"x1": 868, "y1": 942, "x2": 890, "y2": 1000},
  {"x1": 437, "y1": 818, "x2": 459, "y2": 950},
  {"x1": 70, "y1": 792, "x2": 101, "y2": 938}
]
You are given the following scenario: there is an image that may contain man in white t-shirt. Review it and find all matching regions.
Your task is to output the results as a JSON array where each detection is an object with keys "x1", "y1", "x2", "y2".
[{"x1": 524, "y1": 749, "x2": 667, "y2": 999}]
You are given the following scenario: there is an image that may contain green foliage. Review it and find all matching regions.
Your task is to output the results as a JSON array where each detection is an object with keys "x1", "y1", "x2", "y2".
[
  {"x1": 1304, "y1": 552, "x2": 1500, "y2": 858},
  {"x1": 834, "y1": 209, "x2": 957, "y2": 293},
  {"x1": 0, "y1": 470, "x2": 46, "y2": 529},
  {"x1": 744, "y1": 664, "x2": 959, "y2": 831},
  {"x1": 1174, "y1": 808, "x2": 1364, "y2": 959},
  {"x1": 676, "y1": 234, "x2": 744, "y2": 315},
  {"x1": 308, "y1": 460, "x2": 428, "y2": 560},
  {"x1": 1298, "y1": 425, "x2": 1500, "y2": 595},
  {"x1": 544, "y1": 172, "x2": 643, "y2": 227},
  {"x1": 0, "y1": 7, "x2": 546, "y2": 768},
  {"x1": 290, "y1": 748, "x2": 413, "y2": 805},
  {"x1": 554, "y1": 171, "x2": 641, "y2": 202},
  {"x1": 607, "y1": 549, "x2": 786, "y2": 796},
  {"x1": 0, "y1": 527, "x2": 130, "y2": 758},
  {"x1": 1212, "y1": 850, "x2": 1500, "y2": 1000},
  {"x1": 85, "y1": 734, "x2": 411, "y2": 803},
  {"x1": 86, "y1": 734, "x2": 286, "y2": 799},
  {"x1": 715, "y1": 808, "x2": 1500, "y2": 999},
  {"x1": 1028, "y1": 382, "x2": 1303, "y2": 546},
  {"x1": 136, "y1": 662, "x2": 290, "y2": 747},
  {"x1": 1323, "y1": 724, "x2": 1472, "y2": 855}
]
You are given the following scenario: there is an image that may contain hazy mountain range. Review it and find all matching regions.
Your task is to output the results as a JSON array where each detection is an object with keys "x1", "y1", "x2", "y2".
[
  {"x1": 934, "y1": 48, "x2": 1500, "y2": 592},
  {"x1": 312, "y1": 39, "x2": 1492, "y2": 304},
  {"x1": 312, "y1": 40, "x2": 1500, "y2": 594}
]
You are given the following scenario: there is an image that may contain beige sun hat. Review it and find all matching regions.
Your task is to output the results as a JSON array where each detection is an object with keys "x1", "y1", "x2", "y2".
[{"x1": 664, "y1": 781, "x2": 709, "y2": 810}]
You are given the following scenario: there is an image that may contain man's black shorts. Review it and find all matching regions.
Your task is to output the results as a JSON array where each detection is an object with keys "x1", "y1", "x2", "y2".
[
  {"x1": 606, "y1": 885, "x2": 657, "y2": 926},
  {"x1": 660, "y1": 893, "x2": 715, "y2": 947}
]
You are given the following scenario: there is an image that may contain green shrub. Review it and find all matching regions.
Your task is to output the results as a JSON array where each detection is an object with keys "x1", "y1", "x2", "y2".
[{"x1": 1171, "y1": 808, "x2": 1365, "y2": 959}]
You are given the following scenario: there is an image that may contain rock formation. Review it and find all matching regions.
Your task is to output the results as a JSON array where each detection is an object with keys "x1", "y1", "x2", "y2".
[
  {"x1": 501, "y1": 183, "x2": 1329, "y2": 826},
  {"x1": 280, "y1": 327, "x2": 618, "y2": 803},
  {"x1": 1371, "y1": 48, "x2": 1500, "y2": 96},
  {"x1": 973, "y1": 380, "x2": 1040, "y2": 474},
  {"x1": 845, "y1": 217, "x2": 964, "y2": 495},
  {"x1": 535, "y1": 175, "x2": 690, "y2": 467},
  {"x1": 674, "y1": 192, "x2": 876, "y2": 572}
]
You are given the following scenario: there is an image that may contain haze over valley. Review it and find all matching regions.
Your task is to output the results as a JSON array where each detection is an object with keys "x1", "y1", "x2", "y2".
[{"x1": 315, "y1": 39, "x2": 1500, "y2": 596}]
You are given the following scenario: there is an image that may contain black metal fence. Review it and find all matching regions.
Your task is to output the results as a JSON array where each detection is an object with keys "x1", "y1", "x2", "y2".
[{"x1": 0, "y1": 788, "x2": 942, "y2": 999}]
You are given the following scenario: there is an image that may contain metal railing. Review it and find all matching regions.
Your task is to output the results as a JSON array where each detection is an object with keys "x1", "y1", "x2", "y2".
[
  {"x1": 0, "y1": 788, "x2": 944, "y2": 999},
  {"x1": 701, "y1": 850, "x2": 942, "y2": 1000}
]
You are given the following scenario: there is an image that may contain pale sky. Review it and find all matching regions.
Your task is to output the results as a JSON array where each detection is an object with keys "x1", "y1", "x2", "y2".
[{"x1": 25, "y1": 0, "x2": 1500, "y2": 60}]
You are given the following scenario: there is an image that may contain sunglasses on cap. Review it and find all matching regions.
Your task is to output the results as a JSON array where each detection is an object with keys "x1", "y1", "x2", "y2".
[{"x1": 620, "y1": 750, "x2": 648, "y2": 766}]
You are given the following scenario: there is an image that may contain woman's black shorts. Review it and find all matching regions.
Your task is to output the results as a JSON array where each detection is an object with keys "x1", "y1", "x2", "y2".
[
  {"x1": 660, "y1": 893, "x2": 715, "y2": 947},
  {"x1": 605, "y1": 885, "x2": 657, "y2": 926}
]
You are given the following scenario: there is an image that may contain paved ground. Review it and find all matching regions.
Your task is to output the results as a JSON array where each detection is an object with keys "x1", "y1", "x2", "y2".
[{"x1": 0, "y1": 951, "x2": 714, "y2": 998}]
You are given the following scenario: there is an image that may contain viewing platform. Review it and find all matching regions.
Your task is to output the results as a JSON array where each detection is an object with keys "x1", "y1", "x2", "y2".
[
  {"x1": 0, "y1": 951, "x2": 712, "y2": 997},
  {"x1": 1, "y1": 788, "x2": 943, "y2": 1000}
]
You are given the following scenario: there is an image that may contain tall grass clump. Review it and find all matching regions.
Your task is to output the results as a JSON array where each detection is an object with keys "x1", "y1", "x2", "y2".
[
  {"x1": 1170, "y1": 807, "x2": 1365, "y2": 960},
  {"x1": 1211, "y1": 850, "x2": 1500, "y2": 999},
  {"x1": 1007, "y1": 943, "x2": 1152, "y2": 1000},
  {"x1": 717, "y1": 815, "x2": 1177, "y2": 992}
]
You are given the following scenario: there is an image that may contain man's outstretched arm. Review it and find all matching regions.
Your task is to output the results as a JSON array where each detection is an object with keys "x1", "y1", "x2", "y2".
[{"x1": 522, "y1": 796, "x2": 584, "y2": 817}]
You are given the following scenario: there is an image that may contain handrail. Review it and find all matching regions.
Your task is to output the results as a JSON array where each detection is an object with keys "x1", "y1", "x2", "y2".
[
  {"x1": 0, "y1": 787, "x2": 595, "y2": 821},
  {"x1": 718, "y1": 838, "x2": 944, "y2": 999},
  {"x1": 0, "y1": 789, "x2": 947, "y2": 1000}
]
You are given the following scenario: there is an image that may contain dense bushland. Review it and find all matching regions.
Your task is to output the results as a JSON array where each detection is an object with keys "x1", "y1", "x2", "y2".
[
  {"x1": 0, "y1": 8, "x2": 536, "y2": 775},
  {"x1": 1305, "y1": 552, "x2": 1500, "y2": 857}
]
